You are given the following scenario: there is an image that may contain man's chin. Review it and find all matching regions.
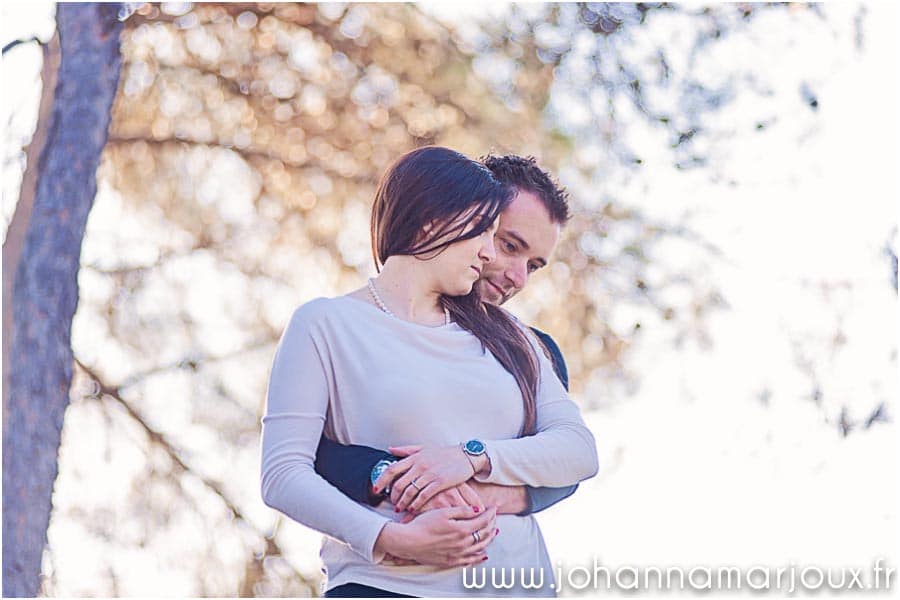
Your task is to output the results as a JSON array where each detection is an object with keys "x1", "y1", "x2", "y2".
[{"x1": 475, "y1": 281, "x2": 504, "y2": 305}]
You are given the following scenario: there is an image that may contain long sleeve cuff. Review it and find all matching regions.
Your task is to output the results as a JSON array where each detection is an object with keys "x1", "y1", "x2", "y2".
[
  {"x1": 359, "y1": 516, "x2": 392, "y2": 563},
  {"x1": 473, "y1": 426, "x2": 598, "y2": 487},
  {"x1": 519, "y1": 484, "x2": 579, "y2": 516}
]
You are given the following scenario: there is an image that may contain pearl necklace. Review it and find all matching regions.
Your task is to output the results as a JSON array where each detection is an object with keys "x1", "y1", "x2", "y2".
[{"x1": 367, "y1": 278, "x2": 451, "y2": 326}]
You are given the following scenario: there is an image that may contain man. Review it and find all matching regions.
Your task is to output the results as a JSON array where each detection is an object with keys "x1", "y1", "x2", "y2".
[{"x1": 313, "y1": 154, "x2": 575, "y2": 527}]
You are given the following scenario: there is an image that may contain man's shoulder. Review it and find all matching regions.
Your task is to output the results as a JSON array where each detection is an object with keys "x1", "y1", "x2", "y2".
[
  {"x1": 528, "y1": 326, "x2": 562, "y2": 355},
  {"x1": 527, "y1": 325, "x2": 570, "y2": 390}
]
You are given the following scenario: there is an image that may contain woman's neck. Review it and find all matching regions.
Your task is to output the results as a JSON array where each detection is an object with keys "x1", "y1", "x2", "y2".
[{"x1": 372, "y1": 258, "x2": 445, "y2": 326}]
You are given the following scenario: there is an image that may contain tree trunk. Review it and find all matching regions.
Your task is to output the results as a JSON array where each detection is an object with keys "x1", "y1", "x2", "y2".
[
  {"x1": 3, "y1": 29, "x2": 61, "y2": 443},
  {"x1": 2, "y1": 4, "x2": 123, "y2": 596}
]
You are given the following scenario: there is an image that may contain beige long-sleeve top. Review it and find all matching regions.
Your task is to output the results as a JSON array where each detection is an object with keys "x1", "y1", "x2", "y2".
[{"x1": 260, "y1": 296, "x2": 598, "y2": 596}]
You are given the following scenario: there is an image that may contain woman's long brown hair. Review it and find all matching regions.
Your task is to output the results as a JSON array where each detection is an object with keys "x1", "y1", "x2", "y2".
[
  {"x1": 442, "y1": 295, "x2": 539, "y2": 436},
  {"x1": 371, "y1": 146, "x2": 540, "y2": 436}
]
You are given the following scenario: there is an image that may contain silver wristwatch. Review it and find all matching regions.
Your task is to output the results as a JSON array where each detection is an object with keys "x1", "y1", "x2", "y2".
[{"x1": 370, "y1": 458, "x2": 396, "y2": 496}]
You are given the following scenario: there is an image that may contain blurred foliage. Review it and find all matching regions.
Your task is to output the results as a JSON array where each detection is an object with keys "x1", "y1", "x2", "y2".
[
  {"x1": 33, "y1": 1, "x2": 863, "y2": 596},
  {"x1": 99, "y1": 2, "x2": 797, "y2": 402}
]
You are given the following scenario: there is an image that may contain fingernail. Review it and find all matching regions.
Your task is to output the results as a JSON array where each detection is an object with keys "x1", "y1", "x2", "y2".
[
  {"x1": 472, "y1": 506, "x2": 480, "y2": 513},
  {"x1": 495, "y1": 528, "x2": 499, "y2": 535},
  {"x1": 372, "y1": 487, "x2": 379, "y2": 494},
  {"x1": 394, "y1": 507, "x2": 400, "y2": 513},
  {"x1": 482, "y1": 556, "x2": 488, "y2": 561}
]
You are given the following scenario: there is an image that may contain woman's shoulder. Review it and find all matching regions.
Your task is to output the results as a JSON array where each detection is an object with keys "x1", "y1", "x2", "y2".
[{"x1": 287, "y1": 295, "x2": 358, "y2": 329}]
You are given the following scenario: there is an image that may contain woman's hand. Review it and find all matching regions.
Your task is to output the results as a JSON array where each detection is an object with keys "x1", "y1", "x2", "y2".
[
  {"x1": 374, "y1": 444, "x2": 480, "y2": 513},
  {"x1": 383, "y1": 482, "x2": 486, "y2": 567},
  {"x1": 381, "y1": 553, "x2": 418, "y2": 567},
  {"x1": 374, "y1": 505, "x2": 499, "y2": 568}
]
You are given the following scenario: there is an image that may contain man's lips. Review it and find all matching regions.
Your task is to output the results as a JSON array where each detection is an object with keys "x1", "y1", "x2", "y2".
[{"x1": 487, "y1": 280, "x2": 505, "y2": 297}]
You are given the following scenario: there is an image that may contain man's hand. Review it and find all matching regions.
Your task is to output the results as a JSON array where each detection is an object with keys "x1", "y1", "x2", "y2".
[
  {"x1": 406, "y1": 481, "x2": 527, "y2": 516},
  {"x1": 467, "y1": 480, "x2": 529, "y2": 515},
  {"x1": 410, "y1": 481, "x2": 486, "y2": 515},
  {"x1": 408, "y1": 480, "x2": 527, "y2": 516}
]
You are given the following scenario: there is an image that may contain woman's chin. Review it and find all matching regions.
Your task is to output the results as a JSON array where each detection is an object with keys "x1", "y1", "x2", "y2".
[{"x1": 444, "y1": 282, "x2": 475, "y2": 297}]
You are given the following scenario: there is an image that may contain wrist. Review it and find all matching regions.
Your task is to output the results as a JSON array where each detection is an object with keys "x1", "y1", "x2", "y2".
[
  {"x1": 374, "y1": 521, "x2": 405, "y2": 558},
  {"x1": 472, "y1": 452, "x2": 490, "y2": 475},
  {"x1": 506, "y1": 485, "x2": 529, "y2": 514},
  {"x1": 470, "y1": 481, "x2": 527, "y2": 514},
  {"x1": 461, "y1": 439, "x2": 490, "y2": 477},
  {"x1": 370, "y1": 457, "x2": 397, "y2": 501}
]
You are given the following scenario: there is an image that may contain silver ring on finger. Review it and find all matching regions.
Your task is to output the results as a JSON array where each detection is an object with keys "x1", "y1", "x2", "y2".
[
  {"x1": 410, "y1": 478, "x2": 422, "y2": 491},
  {"x1": 472, "y1": 530, "x2": 481, "y2": 543}
]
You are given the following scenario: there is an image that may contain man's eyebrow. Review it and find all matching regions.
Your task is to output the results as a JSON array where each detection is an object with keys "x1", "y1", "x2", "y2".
[
  {"x1": 505, "y1": 230, "x2": 530, "y2": 251},
  {"x1": 506, "y1": 229, "x2": 548, "y2": 266}
]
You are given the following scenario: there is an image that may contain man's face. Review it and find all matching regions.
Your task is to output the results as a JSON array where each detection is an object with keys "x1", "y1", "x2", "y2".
[{"x1": 475, "y1": 188, "x2": 560, "y2": 306}]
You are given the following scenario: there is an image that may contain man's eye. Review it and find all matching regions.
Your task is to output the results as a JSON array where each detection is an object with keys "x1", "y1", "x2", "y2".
[
  {"x1": 502, "y1": 241, "x2": 516, "y2": 253},
  {"x1": 527, "y1": 264, "x2": 538, "y2": 273}
]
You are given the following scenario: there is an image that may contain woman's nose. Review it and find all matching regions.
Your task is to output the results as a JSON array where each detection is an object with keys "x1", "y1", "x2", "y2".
[{"x1": 479, "y1": 236, "x2": 496, "y2": 263}]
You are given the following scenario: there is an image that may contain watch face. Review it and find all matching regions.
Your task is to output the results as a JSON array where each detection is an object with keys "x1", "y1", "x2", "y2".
[
  {"x1": 465, "y1": 440, "x2": 485, "y2": 455},
  {"x1": 371, "y1": 460, "x2": 392, "y2": 488}
]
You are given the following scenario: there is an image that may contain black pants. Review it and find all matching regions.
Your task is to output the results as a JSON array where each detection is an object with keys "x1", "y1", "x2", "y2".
[{"x1": 325, "y1": 582, "x2": 416, "y2": 598}]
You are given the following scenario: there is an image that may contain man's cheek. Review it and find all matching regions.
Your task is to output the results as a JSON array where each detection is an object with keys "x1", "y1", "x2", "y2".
[{"x1": 475, "y1": 280, "x2": 498, "y2": 302}]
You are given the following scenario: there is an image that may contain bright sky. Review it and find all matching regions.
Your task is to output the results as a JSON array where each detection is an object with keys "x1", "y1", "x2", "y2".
[{"x1": 2, "y1": 2, "x2": 898, "y2": 597}]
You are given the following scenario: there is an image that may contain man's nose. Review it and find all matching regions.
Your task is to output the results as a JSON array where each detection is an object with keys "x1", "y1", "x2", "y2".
[{"x1": 506, "y1": 263, "x2": 527, "y2": 290}]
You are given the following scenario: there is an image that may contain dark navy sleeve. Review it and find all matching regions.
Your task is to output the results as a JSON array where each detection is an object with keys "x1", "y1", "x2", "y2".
[
  {"x1": 314, "y1": 436, "x2": 394, "y2": 507},
  {"x1": 521, "y1": 327, "x2": 578, "y2": 515},
  {"x1": 530, "y1": 327, "x2": 569, "y2": 391}
]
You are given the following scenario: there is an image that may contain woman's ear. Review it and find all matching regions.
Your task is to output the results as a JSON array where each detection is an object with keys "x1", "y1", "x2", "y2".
[{"x1": 414, "y1": 219, "x2": 437, "y2": 244}]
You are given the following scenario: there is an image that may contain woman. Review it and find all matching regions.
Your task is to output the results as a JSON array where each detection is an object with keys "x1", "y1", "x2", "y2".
[{"x1": 260, "y1": 146, "x2": 598, "y2": 597}]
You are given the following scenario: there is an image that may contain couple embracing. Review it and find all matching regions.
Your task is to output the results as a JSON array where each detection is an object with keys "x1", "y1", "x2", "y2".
[{"x1": 261, "y1": 146, "x2": 599, "y2": 597}]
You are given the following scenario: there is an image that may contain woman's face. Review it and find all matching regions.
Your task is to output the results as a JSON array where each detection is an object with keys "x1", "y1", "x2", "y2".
[{"x1": 423, "y1": 210, "x2": 499, "y2": 297}]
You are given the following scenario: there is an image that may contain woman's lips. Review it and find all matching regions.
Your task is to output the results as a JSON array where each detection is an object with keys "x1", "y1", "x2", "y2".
[
  {"x1": 470, "y1": 266, "x2": 481, "y2": 276},
  {"x1": 488, "y1": 281, "x2": 505, "y2": 297}
]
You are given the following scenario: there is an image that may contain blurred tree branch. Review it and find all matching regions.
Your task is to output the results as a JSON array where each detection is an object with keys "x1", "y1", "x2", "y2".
[
  {"x1": 2, "y1": 36, "x2": 43, "y2": 54},
  {"x1": 74, "y1": 358, "x2": 317, "y2": 596}
]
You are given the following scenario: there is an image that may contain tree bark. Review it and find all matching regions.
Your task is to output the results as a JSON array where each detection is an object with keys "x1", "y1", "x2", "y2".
[
  {"x1": 3, "y1": 32, "x2": 60, "y2": 438},
  {"x1": 2, "y1": 4, "x2": 123, "y2": 596}
]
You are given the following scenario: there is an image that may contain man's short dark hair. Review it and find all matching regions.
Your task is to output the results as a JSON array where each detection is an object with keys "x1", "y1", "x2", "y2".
[{"x1": 481, "y1": 154, "x2": 570, "y2": 225}]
